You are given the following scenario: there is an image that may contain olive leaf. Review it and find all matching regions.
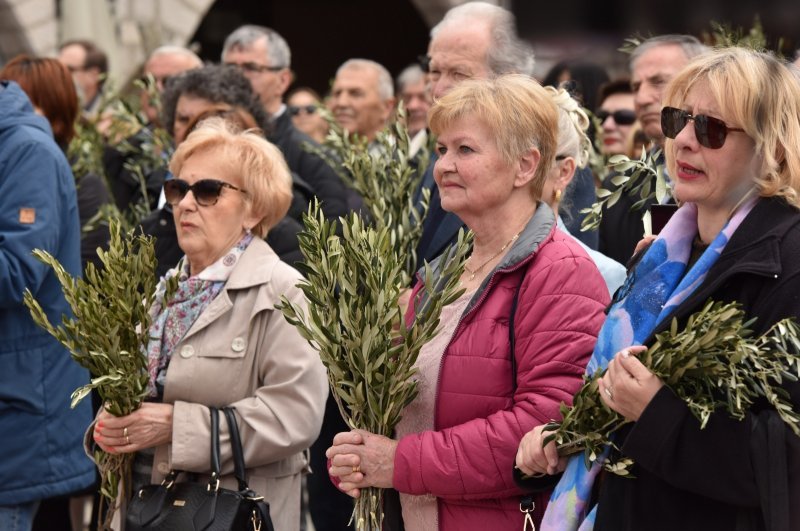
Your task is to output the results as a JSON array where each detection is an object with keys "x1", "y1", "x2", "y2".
[
  {"x1": 580, "y1": 147, "x2": 669, "y2": 232},
  {"x1": 23, "y1": 219, "x2": 157, "y2": 530},
  {"x1": 305, "y1": 103, "x2": 431, "y2": 285},
  {"x1": 543, "y1": 300, "x2": 800, "y2": 476}
]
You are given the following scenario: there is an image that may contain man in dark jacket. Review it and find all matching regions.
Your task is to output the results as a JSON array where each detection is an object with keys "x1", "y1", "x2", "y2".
[
  {"x1": 598, "y1": 35, "x2": 707, "y2": 265},
  {"x1": 415, "y1": 2, "x2": 535, "y2": 267},
  {"x1": 0, "y1": 81, "x2": 95, "y2": 528},
  {"x1": 222, "y1": 25, "x2": 349, "y2": 221}
]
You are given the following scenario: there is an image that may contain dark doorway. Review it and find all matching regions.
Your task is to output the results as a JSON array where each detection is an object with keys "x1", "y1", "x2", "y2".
[{"x1": 190, "y1": 0, "x2": 431, "y2": 97}]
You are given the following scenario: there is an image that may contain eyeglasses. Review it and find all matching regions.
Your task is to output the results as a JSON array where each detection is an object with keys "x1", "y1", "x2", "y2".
[
  {"x1": 661, "y1": 106, "x2": 745, "y2": 149},
  {"x1": 225, "y1": 61, "x2": 285, "y2": 74},
  {"x1": 289, "y1": 105, "x2": 317, "y2": 116},
  {"x1": 595, "y1": 109, "x2": 637, "y2": 125},
  {"x1": 164, "y1": 179, "x2": 247, "y2": 206}
]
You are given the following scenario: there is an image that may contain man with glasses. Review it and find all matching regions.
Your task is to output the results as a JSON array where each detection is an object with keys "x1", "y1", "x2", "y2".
[
  {"x1": 140, "y1": 46, "x2": 203, "y2": 126},
  {"x1": 57, "y1": 39, "x2": 108, "y2": 116},
  {"x1": 222, "y1": 25, "x2": 348, "y2": 220},
  {"x1": 598, "y1": 35, "x2": 708, "y2": 265}
]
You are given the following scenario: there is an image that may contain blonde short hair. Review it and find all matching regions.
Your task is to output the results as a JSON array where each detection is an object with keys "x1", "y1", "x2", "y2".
[
  {"x1": 663, "y1": 47, "x2": 800, "y2": 207},
  {"x1": 428, "y1": 74, "x2": 558, "y2": 200},
  {"x1": 169, "y1": 117, "x2": 293, "y2": 237}
]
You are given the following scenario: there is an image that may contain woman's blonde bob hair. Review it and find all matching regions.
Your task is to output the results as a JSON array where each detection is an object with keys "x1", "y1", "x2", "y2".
[
  {"x1": 428, "y1": 74, "x2": 559, "y2": 200},
  {"x1": 169, "y1": 117, "x2": 293, "y2": 237},
  {"x1": 662, "y1": 47, "x2": 800, "y2": 207}
]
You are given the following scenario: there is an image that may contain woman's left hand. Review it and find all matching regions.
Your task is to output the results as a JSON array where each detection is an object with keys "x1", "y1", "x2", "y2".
[
  {"x1": 598, "y1": 346, "x2": 663, "y2": 422},
  {"x1": 93, "y1": 403, "x2": 174, "y2": 454},
  {"x1": 326, "y1": 430, "x2": 398, "y2": 497}
]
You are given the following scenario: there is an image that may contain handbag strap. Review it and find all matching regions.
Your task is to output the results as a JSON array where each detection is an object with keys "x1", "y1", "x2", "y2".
[
  {"x1": 209, "y1": 407, "x2": 222, "y2": 489},
  {"x1": 222, "y1": 406, "x2": 249, "y2": 492}
]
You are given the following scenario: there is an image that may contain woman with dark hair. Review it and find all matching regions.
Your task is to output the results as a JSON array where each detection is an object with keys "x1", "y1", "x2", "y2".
[
  {"x1": 141, "y1": 65, "x2": 307, "y2": 277},
  {"x1": 0, "y1": 55, "x2": 111, "y2": 272}
]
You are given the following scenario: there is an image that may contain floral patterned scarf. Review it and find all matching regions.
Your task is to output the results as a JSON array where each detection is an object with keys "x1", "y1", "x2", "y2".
[
  {"x1": 144, "y1": 233, "x2": 253, "y2": 398},
  {"x1": 541, "y1": 197, "x2": 757, "y2": 530}
]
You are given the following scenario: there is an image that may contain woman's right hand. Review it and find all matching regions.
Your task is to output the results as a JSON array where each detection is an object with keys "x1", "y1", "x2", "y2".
[{"x1": 515, "y1": 424, "x2": 566, "y2": 476}]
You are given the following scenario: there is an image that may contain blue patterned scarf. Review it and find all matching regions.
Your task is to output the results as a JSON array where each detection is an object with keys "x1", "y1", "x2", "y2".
[{"x1": 541, "y1": 198, "x2": 757, "y2": 530}]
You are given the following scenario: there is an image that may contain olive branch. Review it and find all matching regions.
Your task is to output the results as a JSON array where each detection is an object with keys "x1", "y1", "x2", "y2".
[
  {"x1": 542, "y1": 300, "x2": 800, "y2": 476},
  {"x1": 23, "y1": 220, "x2": 159, "y2": 530}
]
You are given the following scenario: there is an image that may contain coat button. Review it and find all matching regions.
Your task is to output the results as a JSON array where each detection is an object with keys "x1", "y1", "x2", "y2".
[
  {"x1": 231, "y1": 337, "x2": 246, "y2": 352},
  {"x1": 157, "y1": 462, "x2": 170, "y2": 474},
  {"x1": 180, "y1": 345, "x2": 195, "y2": 358}
]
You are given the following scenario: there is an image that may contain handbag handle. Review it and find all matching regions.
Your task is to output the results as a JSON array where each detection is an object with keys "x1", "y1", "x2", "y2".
[
  {"x1": 209, "y1": 407, "x2": 222, "y2": 490},
  {"x1": 222, "y1": 406, "x2": 249, "y2": 492}
]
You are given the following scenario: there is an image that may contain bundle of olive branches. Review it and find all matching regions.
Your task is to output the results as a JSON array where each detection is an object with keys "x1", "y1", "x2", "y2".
[
  {"x1": 542, "y1": 300, "x2": 800, "y2": 475},
  {"x1": 23, "y1": 220, "x2": 161, "y2": 529},
  {"x1": 280, "y1": 202, "x2": 470, "y2": 530},
  {"x1": 307, "y1": 104, "x2": 431, "y2": 284},
  {"x1": 580, "y1": 148, "x2": 669, "y2": 232}
]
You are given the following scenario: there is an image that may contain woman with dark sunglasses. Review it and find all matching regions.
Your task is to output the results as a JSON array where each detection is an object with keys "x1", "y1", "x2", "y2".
[
  {"x1": 518, "y1": 47, "x2": 800, "y2": 530},
  {"x1": 90, "y1": 118, "x2": 327, "y2": 531},
  {"x1": 595, "y1": 78, "x2": 639, "y2": 158}
]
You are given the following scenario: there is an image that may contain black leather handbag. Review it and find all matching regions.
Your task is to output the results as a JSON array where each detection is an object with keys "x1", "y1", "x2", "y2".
[{"x1": 126, "y1": 406, "x2": 275, "y2": 531}]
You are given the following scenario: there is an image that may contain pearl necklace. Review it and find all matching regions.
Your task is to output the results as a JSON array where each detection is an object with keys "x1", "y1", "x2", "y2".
[{"x1": 463, "y1": 231, "x2": 521, "y2": 282}]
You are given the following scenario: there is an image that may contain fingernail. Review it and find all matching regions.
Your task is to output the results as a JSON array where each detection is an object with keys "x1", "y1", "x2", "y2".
[{"x1": 621, "y1": 350, "x2": 630, "y2": 358}]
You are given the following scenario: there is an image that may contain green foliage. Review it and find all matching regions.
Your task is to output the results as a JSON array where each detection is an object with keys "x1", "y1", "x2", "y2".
[
  {"x1": 280, "y1": 201, "x2": 470, "y2": 530},
  {"x1": 68, "y1": 75, "x2": 173, "y2": 233},
  {"x1": 543, "y1": 300, "x2": 800, "y2": 476},
  {"x1": 580, "y1": 148, "x2": 668, "y2": 232},
  {"x1": 307, "y1": 104, "x2": 431, "y2": 284},
  {"x1": 23, "y1": 219, "x2": 159, "y2": 529}
]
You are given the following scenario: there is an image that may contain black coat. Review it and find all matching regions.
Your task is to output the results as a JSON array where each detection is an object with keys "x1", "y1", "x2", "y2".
[
  {"x1": 595, "y1": 196, "x2": 800, "y2": 531},
  {"x1": 268, "y1": 111, "x2": 349, "y2": 220}
]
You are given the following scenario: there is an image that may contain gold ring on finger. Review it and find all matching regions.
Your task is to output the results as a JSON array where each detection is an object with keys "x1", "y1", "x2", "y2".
[{"x1": 352, "y1": 465, "x2": 361, "y2": 474}]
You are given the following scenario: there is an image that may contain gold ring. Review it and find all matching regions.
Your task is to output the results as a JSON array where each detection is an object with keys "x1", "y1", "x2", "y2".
[
  {"x1": 123, "y1": 427, "x2": 128, "y2": 438},
  {"x1": 604, "y1": 387, "x2": 614, "y2": 400},
  {"x1": 352, "y1": 465, "x2": 361, "y2": 474}
]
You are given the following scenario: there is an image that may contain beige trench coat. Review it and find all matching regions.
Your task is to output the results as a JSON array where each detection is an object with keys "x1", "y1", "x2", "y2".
[{"x1": 131, "y1": 238, "x2": 327, "y2": 531}]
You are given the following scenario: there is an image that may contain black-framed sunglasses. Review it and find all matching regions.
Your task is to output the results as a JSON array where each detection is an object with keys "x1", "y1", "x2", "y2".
[
  {"x1": 164, "y1": 179, "x2": 247, "y2": 207},
  {"x1": 595, "y1": 109, "x2": 637, "y2": 125},
  {"x1": 225, "y1": 61, "x2": 284, "y2": 74},
  {"x1": 661, "y1": 106, "x2": 745, "y2": 149},
  {"x1": 289, "y1": 105, "x2": 317, "y2": 116}
]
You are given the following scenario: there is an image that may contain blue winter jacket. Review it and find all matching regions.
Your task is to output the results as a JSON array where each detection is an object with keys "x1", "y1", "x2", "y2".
[{"x1": 0, "y1": 81, "x2": 95, "y2": 504}]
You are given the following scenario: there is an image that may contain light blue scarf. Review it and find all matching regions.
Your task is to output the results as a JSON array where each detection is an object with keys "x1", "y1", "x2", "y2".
[{"x1": 541, "y1": 198, "x2": 757, "y2": 530}]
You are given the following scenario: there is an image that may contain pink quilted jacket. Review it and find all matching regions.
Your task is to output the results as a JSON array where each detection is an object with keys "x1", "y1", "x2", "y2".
[{"x1": 394, "y1": 207, "x2": 609, "y2": 530}]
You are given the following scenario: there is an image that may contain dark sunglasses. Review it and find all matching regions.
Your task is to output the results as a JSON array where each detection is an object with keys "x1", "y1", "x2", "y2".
[
  {"x1": 164, "y1": 179, "x2": 247, "y2": 207},
  {"x1": 595, "y1": 109, "x2": 637, "y2": 125},
  {"x1": 661, "y1": 107, "x2": 745, "y2": 149},
  {"x1": 289, "y1": 105, "x2": 317, "y2": 116}
]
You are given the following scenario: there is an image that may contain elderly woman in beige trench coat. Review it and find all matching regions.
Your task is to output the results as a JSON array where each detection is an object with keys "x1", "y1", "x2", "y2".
[{"x1": 90, "y1": 118, "x2": 328, "y2": 531}]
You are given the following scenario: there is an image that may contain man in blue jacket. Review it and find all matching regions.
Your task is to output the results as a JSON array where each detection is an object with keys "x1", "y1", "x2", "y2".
[{"x1": 0, "y1": 80, "x2": 95, "y2": 529}]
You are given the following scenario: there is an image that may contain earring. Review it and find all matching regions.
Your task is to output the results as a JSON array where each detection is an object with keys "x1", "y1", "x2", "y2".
[
  {"x1": 553, "y1": 189, "x2": 562, "y2": 203},
  {"x1": 245, "y1": 227, "x2": 252, "y2": 235}
]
